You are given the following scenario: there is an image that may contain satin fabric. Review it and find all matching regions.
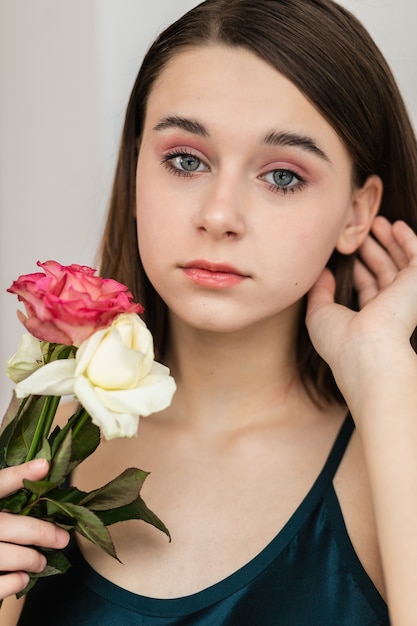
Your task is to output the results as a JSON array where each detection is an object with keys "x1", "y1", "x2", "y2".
[{"x1": 18, "y1": 415, "x2": 389, "y2": 625}]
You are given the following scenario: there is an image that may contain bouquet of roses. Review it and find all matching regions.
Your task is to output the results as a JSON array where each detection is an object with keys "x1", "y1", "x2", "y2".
[{"x1": 1, "y1": 260, "x2": 176, "y2": 596}]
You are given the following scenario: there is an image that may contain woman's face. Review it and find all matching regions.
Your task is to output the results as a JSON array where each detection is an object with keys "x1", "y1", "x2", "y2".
[{"x1": 136, "y1": 45, "x2": 367, "y2": 335}]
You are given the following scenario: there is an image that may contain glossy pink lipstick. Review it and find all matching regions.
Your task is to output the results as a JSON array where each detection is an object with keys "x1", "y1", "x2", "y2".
[{"x1": 182, "y1": 261, "x2": 248, "y2": 288}]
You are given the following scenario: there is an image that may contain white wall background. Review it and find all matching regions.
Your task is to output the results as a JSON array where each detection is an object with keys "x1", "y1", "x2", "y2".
[{"x1": 1, "y1": 0, "x2": 416, "y2": 415}]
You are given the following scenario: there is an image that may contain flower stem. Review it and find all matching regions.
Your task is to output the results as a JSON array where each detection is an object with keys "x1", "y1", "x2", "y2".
[
  {"x1": 51, "y1": 405, "x2": 89, "y2": 452},
  {"x1": 25, "y1": 395, "x2": 61, "y2": 462},
  {"x1": 71, "y1": 408, "x2": 89, "y2": 438}
]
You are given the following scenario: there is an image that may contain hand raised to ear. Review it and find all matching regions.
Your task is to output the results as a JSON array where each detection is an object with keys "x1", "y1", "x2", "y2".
[
  {"x1": 306, "y1": 217, "x2": 417, "y2": 374},
  {"x1": 353, "y1": 216, "x2": 414, "y2": 309}
]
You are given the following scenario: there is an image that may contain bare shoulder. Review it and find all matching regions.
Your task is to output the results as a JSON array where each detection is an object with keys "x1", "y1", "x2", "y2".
[
  {"x1": 55, "y1": 400, "x2": 79, "y2": 427},
  {"x1": 334, "y1": 428, "x2": 386, "y2": 598},
  {"x1": 0, "y1": 595, "x2": 25, "y2": 626}
]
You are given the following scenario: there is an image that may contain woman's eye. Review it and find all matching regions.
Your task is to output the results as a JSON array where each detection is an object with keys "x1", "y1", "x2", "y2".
[
  {"x1": 162, "y1": 152, "x2": 207, "y2": 175},
  {"x1": 262, "y1": 168, "x2": 306, "y2": 193}
]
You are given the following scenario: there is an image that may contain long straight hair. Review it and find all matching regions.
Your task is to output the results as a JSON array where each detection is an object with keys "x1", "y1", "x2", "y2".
[{"x1": 100, "y1": 0, "x2": 417, "y2": 404}]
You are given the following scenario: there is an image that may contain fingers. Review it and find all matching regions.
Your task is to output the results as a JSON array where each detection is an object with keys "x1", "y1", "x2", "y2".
[
  {"x1": 307, "y1": 267, "x2": 336, "y2": 312},
  {"x1": 391, "y1": 219, "x2": 417, "y2": 265},
  {"x1": 357, "y1": 219, "x2": 400, "y2": 292},
  {"x1": 355, "y1": 217, "x2": 417, "y2": 308},
  {"x1": 306, "y1": 268, "x2": 353, "y2": 362},
  {"x1": 0, "y1": 572, "x2": 30, "y2": 600},
  {"x1": 0, "y1": 529, "x2": 47, "y2": 573},
  {"x1": 0, "y1": 513, "x2": 69, "y2": 600},
  {"x1": 0, "y1": 459, "x2": 49, "y2": 499},
  {"x1": 0, "y1": 461, "x2": 69, "y2": 550},
  {"x1": 0, "y1": 512, "x2": 69, "y2": 551},
  {"x1": 372, "y1": 216, "x2": 409, "y2": 269},
  {"x1": 353, "y1": 258, "x2": 378, "y2": 309},
  {"x1": 0, "y1": 460, "x2": 70, "y2": 600}
]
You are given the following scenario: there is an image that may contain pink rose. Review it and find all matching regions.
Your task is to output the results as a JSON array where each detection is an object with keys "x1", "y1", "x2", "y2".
[{"x1": 8, "y1": 260, "x2": 143, "y2": 346}]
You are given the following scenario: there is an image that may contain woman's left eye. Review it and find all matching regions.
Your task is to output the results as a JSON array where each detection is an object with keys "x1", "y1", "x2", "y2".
[{"x1": 261, "y1": 168, "x2": 306, "y2": 194}]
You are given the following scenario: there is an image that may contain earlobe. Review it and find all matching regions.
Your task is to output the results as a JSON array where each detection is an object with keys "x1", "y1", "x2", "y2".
[{"x1": 336, "y1": 175, "x2": 383, "y2": 254}]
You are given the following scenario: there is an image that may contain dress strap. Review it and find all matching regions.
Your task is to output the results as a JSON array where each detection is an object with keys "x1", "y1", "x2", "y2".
[{"x1": 321, "y1": 412, "x2": 355, "y2": 481}]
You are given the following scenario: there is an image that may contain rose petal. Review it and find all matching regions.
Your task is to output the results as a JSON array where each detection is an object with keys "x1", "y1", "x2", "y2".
[
  {"x1": 22, "y1": 315, "x2": 73, "y2": 346},
  {"x1": 74, "y1": 376, "x2": 139, "y2": 439},
  {"x1": 8, "y1": 261, "x2": 143, "y2": 346},
  {"x1": 74, "y1": 327, "x2": 108, "y2": 376},
  {"x1": 93, "y1": 374, "x2": 176, "y2": 416},
  {"x1": 86, "y1": 328, "x2": 149, "y2": 389},
  {"x1": 6, "y1": 333, "x2": 44, "y2": 383},
  {"x1": 14, "y1": 359, "x2": 77, "y2": 398}
]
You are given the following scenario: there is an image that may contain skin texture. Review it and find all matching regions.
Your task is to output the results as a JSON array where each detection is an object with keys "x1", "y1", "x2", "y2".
[
  {"x1": 2, "y1": 45, "x2": 417, "y2": 626},
  {"x1": 136, "y1": 46, "x2": 381, "y2": 338}
]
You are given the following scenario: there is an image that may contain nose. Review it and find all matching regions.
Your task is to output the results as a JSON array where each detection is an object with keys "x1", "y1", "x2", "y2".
[{"x1": 193, "y1": 174, "x2": 246, "y2": 240}]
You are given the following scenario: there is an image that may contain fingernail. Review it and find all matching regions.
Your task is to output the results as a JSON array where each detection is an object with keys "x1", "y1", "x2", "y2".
[
  {"x1": 37, "y1": 555, "x2": 47, "y2": 572},
  {"x1": 56, "y1": 527, "x2": 69, "y2": 547},
  {"x1": 27, "y1": 458, "x2": 48, "y2": 470}
]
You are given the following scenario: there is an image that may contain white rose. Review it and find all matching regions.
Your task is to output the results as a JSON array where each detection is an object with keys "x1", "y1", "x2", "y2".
[
  {"x1": 14, "y1": 314, "x2": 176, "y2": 440},
  {"x1": 6, "y1": 333, "x2": 46, "y2": 383}
]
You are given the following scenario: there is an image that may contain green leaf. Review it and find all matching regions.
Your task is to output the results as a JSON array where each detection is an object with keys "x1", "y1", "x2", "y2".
[
  {"x1": 5, "y1": 396, "x2": 46, "y2": 466},
  {"x1": 47, "y1": 425, "x2": 62, "y2": 449},
  {"x1": 0, "y1": 395, "x2": 38, "y2": 467},
  {"x1": 16, "y1": 548, "x2": 71, "y2": 598},
  {"x1": 96, "y1": 495, "x2": 170, "y2": 540},
  {"x1": 23, "y1": 478, "x2": 60, "y2": 499},
  {"x1": 0, "y1": 417, "x2": 19, "y2": 468},
  {"x1": 44, "y1": 499, "x2": 118, "y2": 559},
  {"x1": 34, "y1": 437, "x2": 52, "y2": 463},
  {"x1": 38, "y1": 548, "x2": 72, "y2": 576},
  {"x1": 49, "y1": 429, "x2": 72, "y2": 484},
  {"x1": 70, "y1": 415, "x2": 100, "y2": 462},
  {"x1": 0, "y1": 490, "x2": 30, "y2": 513},
  {"x1": 0, "y1": 392, "x2": 25, "y2": 437},
  {"x1": 47, "y1": 486, "x2": 88, "y2": 505},
  {"x1": 50, "y1": 408, "x2": 100, "y2": 467},
  {"x1": 79, "y1": 468, "x2": 149, "y2": 511},
  {"x1": 16, "y1": 575, "x2": 39, "y2": 597}
]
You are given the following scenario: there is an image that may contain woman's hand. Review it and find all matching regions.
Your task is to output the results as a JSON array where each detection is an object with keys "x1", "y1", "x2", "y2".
[
  {"x1": 306, "y1": 216, "x2": 417, "y2": 386},
  {"x1": 307, "y1": 218, "x2": 417, "y2": 625},
  {"x1": 0, "y1": 459, "x2": 69, "y2": 600}
]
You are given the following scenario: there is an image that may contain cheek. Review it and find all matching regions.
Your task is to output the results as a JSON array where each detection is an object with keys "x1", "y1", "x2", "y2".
[
  {"x1": 135, "y1": 192, "x2": 179, "y2": 294},
  {"x1": 262, "y1": 215, "x2": 347, "y2": 292}
]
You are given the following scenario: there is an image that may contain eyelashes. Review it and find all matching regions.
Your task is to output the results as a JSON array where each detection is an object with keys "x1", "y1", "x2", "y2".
[
  {"x1": 161, "y1": 151, "x2": 208, "y2": 176},
  {"x1": 161, "y1": 150, "x2": 307, "y2": 195},
  {"x1": 262, "y1": 169, "x2": 307, "y2": 195}
]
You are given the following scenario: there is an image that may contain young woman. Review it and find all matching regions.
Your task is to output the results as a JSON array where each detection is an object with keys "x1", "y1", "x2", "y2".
[{"x1": 2, "y1": 0, "x2": 417, "y2": 623}]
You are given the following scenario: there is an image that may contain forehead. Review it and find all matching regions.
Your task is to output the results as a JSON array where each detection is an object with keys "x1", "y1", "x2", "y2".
[
  {"x1": 148, "y1": 44, "x2": 311, "y2": 121},
  {"x1": 144, "y1": 44, "x2": 350, "y2": 163}
]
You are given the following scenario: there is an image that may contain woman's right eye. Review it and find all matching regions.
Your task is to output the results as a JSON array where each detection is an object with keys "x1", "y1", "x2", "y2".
[{"x1": 161, "y1": 151, "x2": 208, "y2": 176}]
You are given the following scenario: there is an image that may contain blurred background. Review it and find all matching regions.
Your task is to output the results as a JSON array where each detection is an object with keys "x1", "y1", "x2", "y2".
[{"x1": 1, "y1": 0, "x2": 416, "y2": 414}]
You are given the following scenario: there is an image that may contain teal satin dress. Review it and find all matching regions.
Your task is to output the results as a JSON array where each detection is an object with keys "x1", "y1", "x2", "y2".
[{"x1": 17, "y1": 415, "x2": 389, "y2": 625}]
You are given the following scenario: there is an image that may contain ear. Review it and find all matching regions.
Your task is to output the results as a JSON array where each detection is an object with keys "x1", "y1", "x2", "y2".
[{"x1": 336, "y1": 175, "x2": 383, "y2": 254}]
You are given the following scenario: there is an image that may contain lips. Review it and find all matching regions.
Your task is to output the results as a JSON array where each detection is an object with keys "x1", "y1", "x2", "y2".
[{"x1": 181, "y1": 260, "x2": 249, "y2": 288}]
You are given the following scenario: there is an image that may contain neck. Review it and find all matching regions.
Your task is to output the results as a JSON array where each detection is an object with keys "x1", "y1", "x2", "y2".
[{"x1": 164, "y1": 312, "x2": 311, "y2": 430}]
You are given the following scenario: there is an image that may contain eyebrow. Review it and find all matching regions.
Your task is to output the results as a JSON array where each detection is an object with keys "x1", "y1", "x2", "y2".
[
  {"x1": 263, "y1": 130, "x2": 331, "y2": 163},
  {"x1": 153, "y1": 115, "x2": 331, "y2": 163},
  {"x1": 153, "y1": 115, "x2": 209, "y2": 137}
]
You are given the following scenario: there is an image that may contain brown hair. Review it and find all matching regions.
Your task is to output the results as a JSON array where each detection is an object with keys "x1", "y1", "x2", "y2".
[{"x1": 100, "y1": 0, "x2": 417, "y2": 404}]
